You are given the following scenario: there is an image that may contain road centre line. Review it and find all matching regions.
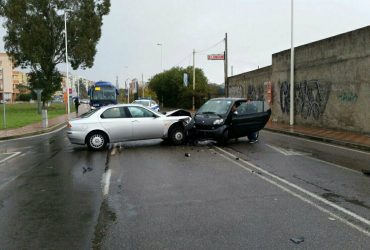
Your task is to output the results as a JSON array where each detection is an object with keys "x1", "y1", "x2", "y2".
[
  {"x1": 102, "y1": 169, "x2": 112, "y2": 196},
  {"x1": 263, "y1": 130, "x2": 370, "y2": 156},
  {"x1": 213, "y1": 146, "x2": 370, "y2": 236}
]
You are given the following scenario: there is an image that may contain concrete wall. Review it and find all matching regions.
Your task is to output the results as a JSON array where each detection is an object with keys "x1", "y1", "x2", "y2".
[
  {"x1": 228, "y1": 25, "x2": 370, "y2": 134},
  {"x1": 229, "y1": 66, "x2": 271, "y2": 100}
]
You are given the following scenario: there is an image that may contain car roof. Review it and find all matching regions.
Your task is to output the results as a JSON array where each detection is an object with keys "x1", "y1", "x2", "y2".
[
  {"x1": 208, "y1": 97, "x2": 246, "y2": 102},
  {"x1": 99, "y1": 103, "x2": 149, "y2": 109}
]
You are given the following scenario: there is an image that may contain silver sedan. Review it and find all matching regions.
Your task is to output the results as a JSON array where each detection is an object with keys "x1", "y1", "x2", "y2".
[{"x1": 67, "y1": 104, "x2": 191, "y2": 150}]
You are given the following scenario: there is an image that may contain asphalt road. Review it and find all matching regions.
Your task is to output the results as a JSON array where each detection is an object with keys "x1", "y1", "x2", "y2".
[{"x1": 0, "y1": 128, "x2": 370, "y2": 249}]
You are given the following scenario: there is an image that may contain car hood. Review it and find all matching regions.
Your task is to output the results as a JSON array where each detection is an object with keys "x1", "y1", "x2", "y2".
[
  {"x1": 193, "y1": 113, "x2": 223, "y2": 126},
  {"x1": 164, "y1": 109, "x2": 192, "y2": 117}
]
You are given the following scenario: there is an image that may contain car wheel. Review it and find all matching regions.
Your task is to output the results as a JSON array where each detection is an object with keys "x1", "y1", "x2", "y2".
[
  {"x1": 170, "y1": 126, "x2": 186, "y2": 145},
  {"x1": 247, "y1": 131, "x2": 259, "y2": 142},
  {"x1": 218, "y1": 129, "x2": 229, "y2": 146},
  {"x1": 87, "y1": 132, "x2": 107, "y2": 150}
]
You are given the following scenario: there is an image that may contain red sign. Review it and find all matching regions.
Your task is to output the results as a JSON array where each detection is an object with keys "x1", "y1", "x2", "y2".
[{"x1": 207, "y1": 54, "x2": 225, "y2": 60}]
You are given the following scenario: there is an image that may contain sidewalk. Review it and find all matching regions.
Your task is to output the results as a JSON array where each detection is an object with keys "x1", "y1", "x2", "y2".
[
  {"x1": 265, "y1": 120, "x2": 370, "y2": 152},
  {"x1": 0, "y1": 104, "x2": 89, "y2": 141}
]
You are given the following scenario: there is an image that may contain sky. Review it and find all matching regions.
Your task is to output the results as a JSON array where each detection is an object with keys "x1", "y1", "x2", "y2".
[{"x1": 1, "y1": 0, "x2": 370, "y2": 88}]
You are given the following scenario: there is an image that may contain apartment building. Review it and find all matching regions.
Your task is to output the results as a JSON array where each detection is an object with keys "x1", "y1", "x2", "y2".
[{"x1": 0, "y1": 53, "x2": 13, "y2": 102}]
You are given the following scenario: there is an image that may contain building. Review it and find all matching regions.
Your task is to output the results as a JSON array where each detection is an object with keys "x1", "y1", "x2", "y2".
[
  {"x1": 12, "y1": 71, "x2": 29, "y2": 99},
  {"x1": 0, "y1": 52, "x2": 14, "y2": 102}
]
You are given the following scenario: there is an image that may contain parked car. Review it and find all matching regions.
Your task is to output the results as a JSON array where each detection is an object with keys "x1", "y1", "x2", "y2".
[
  {"x1": 67, "y1": 104, "x2": 191, "y2": 150},
  {"x1": 186, "y1": 98, "x2": 271, "y2": 145},
  {"x1": 132, "y1": 99, "x2": 160, "y2": 112}
]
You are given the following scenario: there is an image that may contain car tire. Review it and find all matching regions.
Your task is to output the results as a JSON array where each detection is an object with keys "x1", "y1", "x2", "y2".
[
  {"x1": 169, "y1": 126, "x2": 186, "y2": 145},
  {"x1": 87, "y1": 132, "x2": 107, "y2": 151},
  {"x1": 218, "y1": 129, "x2": 229, "y2": 146},
  {"x1": 247, "y1": 131, "x2": 259, "y2": 142}
]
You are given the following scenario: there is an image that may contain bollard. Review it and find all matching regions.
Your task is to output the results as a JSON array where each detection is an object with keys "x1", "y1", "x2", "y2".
[{"x1": 42, "y1": 109, "x2": 48, "y2": 128}]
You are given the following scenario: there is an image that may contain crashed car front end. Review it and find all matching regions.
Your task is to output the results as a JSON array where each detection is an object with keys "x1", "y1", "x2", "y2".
[{"x1": 185, "y1": 114, "x2": 228, "y2": 141}]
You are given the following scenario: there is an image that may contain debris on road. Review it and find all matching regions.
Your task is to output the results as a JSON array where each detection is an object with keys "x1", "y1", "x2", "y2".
[
  {"x1": 83, "y1": 166, "x2": 93, "y2": 174},
  {"x1": 185, "y1": 153, "x2": 191, "y2": 157},
  {"x1": 328, "y1": 217, "x2": 336, "y2": 221},
  {"x1": 235, "y1": 157, "x2": 240, "y2": 160},
  {"x1": 290, "y1": 237, "x2": 304, "y2": 244}
]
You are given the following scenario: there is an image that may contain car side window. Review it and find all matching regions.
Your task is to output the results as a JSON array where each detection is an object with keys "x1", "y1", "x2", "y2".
[
  {"x1": 101, "y1": 107, "x2": 127, "y2": 119},
  {"x1": 128, "y1": 106, "x2": 155, "y2": 118},
  {"x1": 237, "y1": 102, "x2": 258, "y2": 115}
]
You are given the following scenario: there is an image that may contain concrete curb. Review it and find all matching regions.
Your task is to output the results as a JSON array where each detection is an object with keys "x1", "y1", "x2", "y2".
[
  {"x1": 264, "y1": 127, "x2": 370, "y2": 152},
  {"x1": 0, "y1": 121, "x2": 67, "y2": 141}
]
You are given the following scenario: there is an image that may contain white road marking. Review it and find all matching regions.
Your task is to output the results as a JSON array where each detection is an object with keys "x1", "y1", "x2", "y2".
[
  {"x1": 111, "y1": 146, "x2": 117, "y2": 156},
  {"x1": 265, "y1": 143, "x2": 360, "y2": 174},
  {"x1": 266, "y1": 144, "x2": 310, "y2": 156},
  {"x1": 102, "y1": 169, "x2": 112, "y2": 196},
  {"x1": 0, "y1": 152, "x2": 22, "y2": 164},
  {"x1": 213, "y1": 146, "x2": 370, "y2": 236},
  {"x1": 301, "y1": 154, "x2": 361, "y2": 175},
  {"x1": 264, "y1": 130, "x2": 370, "y2": 155},
  {"x1": 0, "y1": 176, "x2": 19, "y2": 191}
]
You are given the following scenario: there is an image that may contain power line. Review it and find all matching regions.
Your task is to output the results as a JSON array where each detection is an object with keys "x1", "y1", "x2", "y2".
[
  {"x1": 196, "y1": 38, "x2": 225, "y2": 54},
  {"x1": 174, "y1": 52, "x2": 193, "y2": 67}
]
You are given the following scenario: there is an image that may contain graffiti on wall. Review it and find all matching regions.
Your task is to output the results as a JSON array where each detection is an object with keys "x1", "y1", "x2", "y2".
[
  {"x1": 246, "y1": 85, "x2": 264, "y2": 101},
  {"x1": 338, "y1": 91, "x2": 358, "y2": 102},
  {"x1": 280, "y1": 80, "x2": 330, "y2": 120}
]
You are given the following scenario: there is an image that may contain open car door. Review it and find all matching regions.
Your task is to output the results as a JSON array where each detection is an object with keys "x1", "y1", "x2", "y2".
[{"x1": 231, "y1": 101, "x2": 271, "y2": 138}]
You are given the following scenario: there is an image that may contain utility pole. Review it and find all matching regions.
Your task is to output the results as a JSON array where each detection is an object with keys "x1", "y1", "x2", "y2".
[
  {"x1": 142, "y1": 73, "x2": 144, "y2": 98},
  {"x1": 192, "y1": 49, "x2": 196, "y2": 111},
  {"x1": 224, "y1": 33, "x2": 228, "y2": 97},
  {"x1": 290, "y1": 0, "x2": 295, "y2": 125},
  {"x1": 64, "y1": 10, "x2": 70, "y2": 116},
  {"x1": 77, "y1": 77, "x2": 80, "y2": 99},
  {"x1": 2, "y1": 71, "x2": 5, "y2": 128}
]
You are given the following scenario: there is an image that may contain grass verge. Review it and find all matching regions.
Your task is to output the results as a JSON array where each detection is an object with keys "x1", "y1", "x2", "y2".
[{"x1": 0, "y1": 102, "x2": 75, "y2": 130}]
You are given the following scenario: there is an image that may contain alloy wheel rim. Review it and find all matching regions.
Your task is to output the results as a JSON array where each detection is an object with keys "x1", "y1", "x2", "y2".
[{"x1": 90, "y1": 134, "x2": 104, "y2": 148}]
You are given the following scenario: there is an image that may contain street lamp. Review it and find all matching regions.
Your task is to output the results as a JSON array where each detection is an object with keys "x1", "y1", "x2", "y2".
[
  {"x1": 157, "y1": 43, "x2": 163, "y2": 71},
  {"x1": 125, "y1": 78, "x2": 131, "y2": 104},
  {"x1": 64, "y1": 9, "x2": 72, "y2": 116}
]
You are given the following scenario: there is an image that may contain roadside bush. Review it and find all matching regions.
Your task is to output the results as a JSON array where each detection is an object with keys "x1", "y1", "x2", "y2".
[{"x1": 16, "y1": 93, "x2": 32, "y2": 102}]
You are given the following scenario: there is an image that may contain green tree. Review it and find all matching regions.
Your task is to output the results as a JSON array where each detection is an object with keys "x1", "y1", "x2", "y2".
[
  {"x1": 149, "y1": 66, "x2": 209, "y2": 109},
  {"x1": 0, "y1": 0, "x2": 110, "y2": 107}
]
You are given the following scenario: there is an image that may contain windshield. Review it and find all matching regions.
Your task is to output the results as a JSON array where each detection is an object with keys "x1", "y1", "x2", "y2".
[
  {"x1": 91, "y1": 86, "x2": 116, "y2": 101},
  {"x1": 197, "y1": 100, "x2": 233, "y2": 115},
  {"x1": 133, "y1": 100, "x2": 150, "y2": 106}
]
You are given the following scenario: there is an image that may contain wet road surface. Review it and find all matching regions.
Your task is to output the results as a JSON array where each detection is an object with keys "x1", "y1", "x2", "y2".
[{"x1": 0, "y1": 129, "x2": 370, "y2": 249}]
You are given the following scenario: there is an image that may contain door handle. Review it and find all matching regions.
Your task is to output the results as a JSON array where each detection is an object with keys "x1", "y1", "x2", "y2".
[{"x1": 132, "y1": 120, "x2": 139, "y2": 122}]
